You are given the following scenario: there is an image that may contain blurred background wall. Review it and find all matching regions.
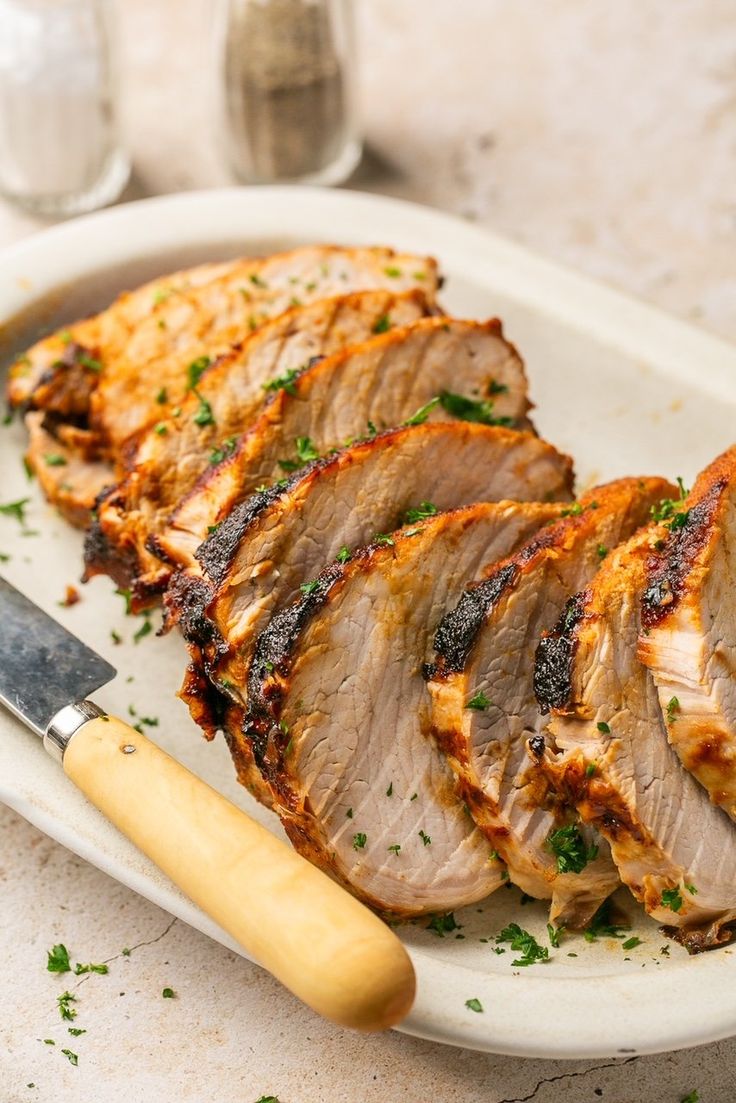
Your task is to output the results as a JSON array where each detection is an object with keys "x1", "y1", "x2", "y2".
[{"x1": 3, "y1": 0, "x2": 734, "y2": 340}]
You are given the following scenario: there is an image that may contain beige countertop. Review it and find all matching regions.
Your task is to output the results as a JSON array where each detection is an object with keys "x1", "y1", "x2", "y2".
[{"x1": 2, "y1": 2, "x2": 735, "y2": 1100}]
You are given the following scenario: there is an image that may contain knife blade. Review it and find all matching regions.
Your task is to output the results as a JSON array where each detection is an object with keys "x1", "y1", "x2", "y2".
[
  {"x1": 0, "y1": 575, "x2": 415, "y2": 1031},
  {"x1": 0, "y1": 576, "x2": 115, "y2": 736}
]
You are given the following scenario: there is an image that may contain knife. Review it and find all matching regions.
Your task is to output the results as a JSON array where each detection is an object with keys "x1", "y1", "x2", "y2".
[{"x1": 0, "y1": 577, "x2": 415, "y2": 1030}]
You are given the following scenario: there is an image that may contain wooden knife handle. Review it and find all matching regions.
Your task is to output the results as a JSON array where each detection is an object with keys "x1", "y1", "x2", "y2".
[{"x1": 62, "y1": 713, "x2": 416, "y2": 1031}]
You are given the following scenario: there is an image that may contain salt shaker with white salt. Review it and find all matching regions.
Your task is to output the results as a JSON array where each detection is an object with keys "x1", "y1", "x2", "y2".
[{"x1": 0, "y1": 0, "x2": 129, "y2": 216}]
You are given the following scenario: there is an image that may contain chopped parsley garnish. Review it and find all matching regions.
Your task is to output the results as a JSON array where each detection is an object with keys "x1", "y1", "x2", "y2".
[
  {"x1": 57, "y1": 991, "x2": 77, "y2": 1021},
  {"x1": 495, "y1": 923, "x2": 549, "y2": 967},
  {"x1": 192, "y1": 392, "x2": 215, "y2": 427},
  {"x1": 336, "y1": 545, "x2": 351, "y2": 564},
  {"x1": 585, "y1": 762, "x2": 597, "y2": 777},
  {"x1": 162, "y1": 987, "x2": 176, "y2": 998},
  {"x1": 0, "y1": 497, "x2": 30, "y2": 524},
  {"x1": 47, "y1": 944, "x2": 71, "y2": 973},
  {"x1": 560, "y1": 502, "x2": 584, "y2": 517},
  {"x1": 209, "y1": 437, "x2": 237, "y2": 465},
  {"x1": 410, "y1": 792, "x2": 418, "y2": 801},
  {"x1": 622, "y1": 936, "x2": 643, "y2": 950},
  {"x1": 686, "y1": 882, "x2": 698, "y2": 895},
  {"x1": 546, "y1": 823, "x2": 598, "y2": 874},
  {"x1": 466, "y1": 691, "x2": 491, "y2": 711},
  {"x1": 373, "y1": 533, "x2": 395, "y2": 546},
  {"x1": 427, "y1": 913, "x2": 459, "y2": 937},
  {"x1": 74, "y1": 961, "x2": 108, "y2": 975},
  {"x1": 115, "y1": 587, "x2": 133, "y2": 614},
  {"x1": 61, "y1": 1048, "x2": 78, "y2": 1066},
  {"x1": 249, "y1": 272, "x2": 268, "y2": 288},
  {"x1": 384, "y1": 265, "x2": 402, "y2": 278},
  {"x1": 666, "y1": 696, "x2": 680, "y2": 723},
  {"x1": 438, "y1": 390, "x2": 513, "y2": 427},
  {"x1": 547, "y1": 923, "x2": 564, "y2": 948},
  {"x1": 403, "y1": 501, "x2": 438, "y2": 524},
  {"x1": 67, "y1": 1028, "x2": 86, "y2": 1037},
  {"x1": 300, "y1": 579, "x2": 320, "y2": 595},
  {"x1": 352, "y1": 833, "x2": 367, "y2": 850},
  {"x1": 596, "y1": 544, "x2": 608, "y2": 559},
  {"x1": 465, "y1": 998, "x2": 483, "y2": 1013},
  {"x1": 487, "y1": 380, "x2": 509, "y2": 395},
  {"x1": 597, "y1": 721, "x2": 610, "y2": 733},
  {"x1": 372, "y1": 314, "x2": 391, "y2": 334},
  {"x1": 346, "y1": 808, "x2": 353, "y2": 818},
  {"x1": 255, "y1": 1097, "x2": 281, "y2": 1103},
  {"x1": 78, "y1": 355, "x2": 102, "y2": 373},
  {"x1": 153, "y1": 287, "x2": 172, "y2": 305},
  {"x1": 263, "y1": 367, "x2": 301, "y2": 395},
  {"x1": 386, "y1": 781, "x2": 393, "y2": 797},
  {"x1": 44, "y1": 453, "x2": 67, "y2": 467},
  {"x1": 187, "y1": 356, "x2": 211, "y2": 390},
  {"x1": 154, "y1": 422, "x2": 168, "y2": 436},
  {"x1": 403, "y1": 396, "x2": 440, "y2": 426},
  {"x1": 133, "y1": 619, "x2": 153, "y2": 643},
  {"x1": 681, "y1": 1092, "x2": 699, "y2": 1103},
  {"x1": 419, "y1": 830, "x2": 431, "y2": 846},
  {"x1": 155, "y1": 387, "x2": 168, "y2": 404},
  {"x1": 661, "y1": 887, "x2": 683, "y2": 912},
  {"x1": 584, "y1": 900, "x2": 630, "y2": 941},
  {"x1": 387, "y1": 843, "x2": 401, "y2": 855},
  {"x1": 651, "y1": 479, "x2": 690, "y2": 528},
  {"x1": 278, "y1": 436, "x2": 319, "y2": 471}
]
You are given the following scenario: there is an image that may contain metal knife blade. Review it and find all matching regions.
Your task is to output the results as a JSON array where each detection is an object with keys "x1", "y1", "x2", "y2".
[{"x1": 0, "y1": 576, "x2": 116, "y2": 737}]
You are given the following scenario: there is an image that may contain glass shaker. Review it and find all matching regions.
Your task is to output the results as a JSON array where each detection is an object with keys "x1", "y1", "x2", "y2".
[
  {"x1": 0, "y1": 0, "x2": 130, "y2": 216},
  {"x1": 218, "y1": 0, "x2": 361, "y2": 186}
]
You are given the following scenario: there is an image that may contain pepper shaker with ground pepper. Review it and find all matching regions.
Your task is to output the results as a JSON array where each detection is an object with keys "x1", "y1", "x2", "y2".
[{"x1": 218, "y1": 0, "x2": 361, "y2": 185}]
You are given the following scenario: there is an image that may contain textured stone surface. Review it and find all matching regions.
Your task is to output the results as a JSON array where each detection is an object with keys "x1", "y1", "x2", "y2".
[{"x1": 2, "y1": 1, "x2": 736, "y2": 1099}]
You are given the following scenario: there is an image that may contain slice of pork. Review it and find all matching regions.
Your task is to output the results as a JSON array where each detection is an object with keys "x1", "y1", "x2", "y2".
[
  {"x1": 170, "y1": 422, "x2": 574, "y2": 716},
  {"x1": 90, "y1": 247, "x2": 439, "y2": 452},
  {"x1": 426, "y1": 477, "x2": 673, "y2": 927},
  {"x1": 639, "y1": 446, "x2": 736, "y2": 821},
  {"x1": 535, "y1": 525, "x2": 736, "y2": 951},
  {"x1": 24, "y1": 412, "x2": 115, "y2": 528},
  {"x1": 229, "y1": 500, "x2": 561, "y2": 915},
  {"x1": 88, "y1": 289, "x2": 433, "y2": 595},
  {"x1": 153, "y1": 316, "x2": 534, "y2": 580}
]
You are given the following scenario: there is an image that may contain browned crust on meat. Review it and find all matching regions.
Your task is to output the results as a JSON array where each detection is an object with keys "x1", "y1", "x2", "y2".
[{"x1": 641, "y1": 458, "x2": 733, "y2": 630}]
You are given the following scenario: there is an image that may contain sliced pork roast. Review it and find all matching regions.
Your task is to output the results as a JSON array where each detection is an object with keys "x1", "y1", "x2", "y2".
[
  {"x1": 426, "y1": 477, "x2": 673, "y2": 927},
  {"x1": 8, "y1": 246, "x2": 438, "y2": 522},
  {"x1": 535, "y1": 524, "x2": 736, "y2": 950},
  {"x1": 150, "y1": 317, "x2": 534, "y2": 586},
  {"x1": 7, "y1": 258, "x2": 237, "y2": 413},
  {"x1": 639, "y1": 447, "x2": 736, "y2": 821},
  {"x1": 218, "y1": 501, "x2": 561, "y2": 915},
  {"x1": 9, "y1": 246, "x2": 437, "y2": 445},
  {"x1": 171, "y1": 422, "x2": 574, "y2": 719},
  {"x1": 87, "y1": 290, "x2": 433, "y2": 592}
]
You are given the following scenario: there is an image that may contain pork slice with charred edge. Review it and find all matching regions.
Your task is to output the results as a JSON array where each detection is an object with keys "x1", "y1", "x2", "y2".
[{"x1": 426, "y1": 476, "x2": 673, "y2": 928}]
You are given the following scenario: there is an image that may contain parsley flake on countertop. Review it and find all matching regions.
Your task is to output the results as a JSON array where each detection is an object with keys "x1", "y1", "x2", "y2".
[
  {"x1": 47, "y1": 944, "x2": 71, "y2": 973},
  {"x1": 352, "y1": 833, "x2": 367, "y2": 850},
  {"x1": 57, "y1": 991, "x2": 77, "y2": 1021},
  {"x1": 465, "y1": 998, "x2": 483, "y2": 1013},
  {"x1": 680, "y1": 1092, "x2": 699, "y2": 1103},
  {"x1": 162, "y1": 987, "x2": 176, "y2": 998},
  {"x1": 61, "y1": 1048, "x2": 78, "y2": 1066},
  {"x1": 583, "y1": 900, "x2": 630, "y2": 942}
]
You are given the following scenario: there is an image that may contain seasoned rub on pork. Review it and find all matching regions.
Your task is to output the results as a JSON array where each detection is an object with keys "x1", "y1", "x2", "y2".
[
  {"x1": 426, "y1": 477, "x2": 673, "y2": 927},
  {"x1": 146, "y1": 316, "x2": 534, "y2": 596},
  {"x1": 211, "y1": 501, "x2": 561, "y2": 916},
  {"x1": 8, "y1": 246, "x2": 438, "y2": 457},
  {"x1": 88, "y1": 289, "x2": 434, "y2": 591},
  {"x1": 639, "y1": 447, "x2": 736, "y2": 821},
  {"x1": 535, "y1": 524, "x2": 736, "y2": 952},
  {"x1": 170, "y1": 421, "x2": 574, "y2": 720}
]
